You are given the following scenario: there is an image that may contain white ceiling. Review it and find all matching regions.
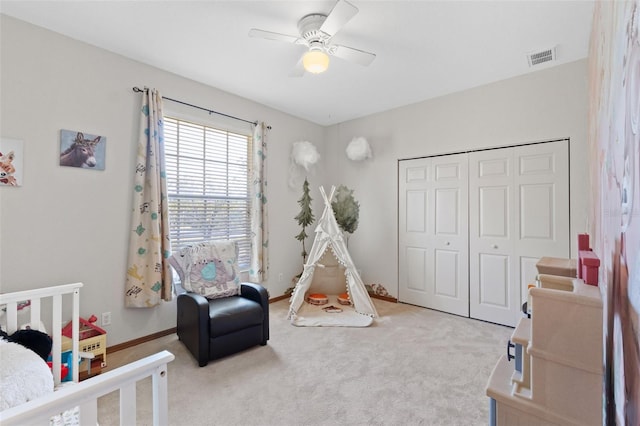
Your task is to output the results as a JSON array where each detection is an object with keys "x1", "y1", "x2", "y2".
[{"x1": 0, "y1": 0, "x2": 595, "y2": 126}]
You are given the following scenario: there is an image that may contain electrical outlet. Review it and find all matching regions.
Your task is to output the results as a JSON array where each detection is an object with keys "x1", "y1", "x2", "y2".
[
  {"x1": 278, "y1": 273, "x2": 283, "y2": 282},
  {"x1": 101, "y1": 312, "x2": 112, "y2": 326}
]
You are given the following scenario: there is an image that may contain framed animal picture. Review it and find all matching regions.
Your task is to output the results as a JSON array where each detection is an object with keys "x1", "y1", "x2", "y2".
[
  {"x1": 60, "y1": 129, "x2": 106, "y2": 170},
  {"x1": 0, "y1": 138, "x2": 24, "y2": 187}
]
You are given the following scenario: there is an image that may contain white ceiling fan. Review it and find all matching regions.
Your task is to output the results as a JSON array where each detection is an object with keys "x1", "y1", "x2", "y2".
[{"x1": 249, "y1": 0, "x2": 376, "y2": 76}]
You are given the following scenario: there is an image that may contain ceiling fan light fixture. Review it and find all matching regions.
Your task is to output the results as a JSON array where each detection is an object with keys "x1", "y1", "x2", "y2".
[{"x1": 303, "y1": 49, "x2": 330, "y2": 74}]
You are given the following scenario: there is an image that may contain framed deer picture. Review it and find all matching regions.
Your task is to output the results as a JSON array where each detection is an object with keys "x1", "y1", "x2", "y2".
[{"x1": 60, "y1": 129, "x2": 106, "y2": 170}]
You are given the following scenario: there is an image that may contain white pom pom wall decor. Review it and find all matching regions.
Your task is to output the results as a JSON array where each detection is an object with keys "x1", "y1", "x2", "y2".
[
  {"x1": 291, "y1": 141, "x2": 320, "y2": 171},
  {"x1": 346, "y1": 136, "x2": 372, "y2": 161},
  {"x1": 288, "y1": 140, "x2": 321, "y2": 188}
]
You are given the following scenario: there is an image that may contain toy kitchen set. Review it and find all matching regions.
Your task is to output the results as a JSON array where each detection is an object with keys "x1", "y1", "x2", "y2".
[{"x1": 486, "y1": 234, "x2": 603, "y2": 425}]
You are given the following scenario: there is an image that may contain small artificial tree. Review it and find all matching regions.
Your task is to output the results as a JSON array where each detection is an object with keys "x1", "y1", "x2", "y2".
[
  {"x1": 294, "y1": 178, "x2": 315, "y2": 268},
  {"x1": 332, "y1": 185, "x2": 359, "y2": 245}
]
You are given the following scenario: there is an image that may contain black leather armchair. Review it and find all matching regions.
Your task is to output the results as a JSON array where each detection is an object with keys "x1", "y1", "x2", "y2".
[{"x1": 176, "y1": 282, "x2": 269, "y2": 367}]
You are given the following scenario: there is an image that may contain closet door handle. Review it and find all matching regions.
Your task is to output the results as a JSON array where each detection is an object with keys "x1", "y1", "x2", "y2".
[{"x1": 445, "y1": 241, "x2": 450, "y2": 246}]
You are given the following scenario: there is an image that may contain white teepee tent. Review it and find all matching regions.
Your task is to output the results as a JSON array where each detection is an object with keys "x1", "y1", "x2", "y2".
[{"x1": 288, "y1": 186, "x2": 378, "y2": 326}]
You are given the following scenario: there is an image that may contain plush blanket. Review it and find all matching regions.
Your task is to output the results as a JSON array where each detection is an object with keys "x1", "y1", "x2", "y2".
[{"x1": 0, "y1": 338, "x2": 54, "y2": 410}]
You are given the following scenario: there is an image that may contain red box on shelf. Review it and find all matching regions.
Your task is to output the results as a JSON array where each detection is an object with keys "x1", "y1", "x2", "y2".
[{"x1": 579, "y1": 250, "x2": 600, "y2": 286}]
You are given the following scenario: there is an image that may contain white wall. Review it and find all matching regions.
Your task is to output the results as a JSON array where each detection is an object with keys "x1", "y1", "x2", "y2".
[
  {"x1": 0, "y1": 15, "x2": 324, "y2": 345},
  {"x1": 325, "y1": 59, "x2": 589, "y2": 298}
]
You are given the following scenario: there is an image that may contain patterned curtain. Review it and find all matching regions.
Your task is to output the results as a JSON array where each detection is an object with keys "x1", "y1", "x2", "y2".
[
  {"x1": 249, "y1": 122, "x2": 269, "y2": 282},
  {"x1": 125, "y1": 89, "x2": 172, "y2": 307}
]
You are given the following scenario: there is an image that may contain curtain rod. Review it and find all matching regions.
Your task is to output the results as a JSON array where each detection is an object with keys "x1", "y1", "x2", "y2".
[{"x1": 132, "y1": 86, "x2": 271, "y2": 129}]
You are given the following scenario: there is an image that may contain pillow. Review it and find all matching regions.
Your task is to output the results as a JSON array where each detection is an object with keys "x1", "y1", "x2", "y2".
[
  {"x1": 169, "y1": 240, "x2": 241, "y2": 299},
  {"x1": 0, "y1": 339, "x2": 54, "y2": 410}
]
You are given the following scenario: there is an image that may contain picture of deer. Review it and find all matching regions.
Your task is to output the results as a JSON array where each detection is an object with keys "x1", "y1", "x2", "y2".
[{"x1": 59, "y1": 130, "x2": 105, "y2": 170}]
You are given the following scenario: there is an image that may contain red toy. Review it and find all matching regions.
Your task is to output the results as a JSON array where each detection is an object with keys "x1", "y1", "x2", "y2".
[
  {"x1": 576, "y1": 233, "x2": 601, "y2": 286},
  {"x1": 61, "y1": 315, "x2": 106, "y2": 340}
]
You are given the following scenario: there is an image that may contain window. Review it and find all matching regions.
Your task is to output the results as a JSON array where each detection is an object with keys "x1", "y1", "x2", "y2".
[{"x1": 164, "y1": 116, "x2": 252, "y2": 268}]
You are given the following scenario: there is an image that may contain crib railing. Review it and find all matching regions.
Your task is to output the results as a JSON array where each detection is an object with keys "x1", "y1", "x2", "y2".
[
  {"x1": 0, "y1": 350, "x2": 175, "y2": 425},
  {"x1": 0, "y1": 282, "x2": 83, "y2": 384}
]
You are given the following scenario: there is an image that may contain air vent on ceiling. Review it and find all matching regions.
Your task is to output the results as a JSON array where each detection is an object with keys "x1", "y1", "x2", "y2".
[{"x1": 527, "y1": 46, "x2": 557, "y2": 67}]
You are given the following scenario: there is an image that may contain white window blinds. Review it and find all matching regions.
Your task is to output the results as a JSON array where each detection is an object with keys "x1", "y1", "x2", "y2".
[{"x1": 164, "y1": 117, "x2": 252, "y2": 268}]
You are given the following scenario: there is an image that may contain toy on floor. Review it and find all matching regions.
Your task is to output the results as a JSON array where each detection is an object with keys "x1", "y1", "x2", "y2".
[
  {"x1": 306, "y1": 293, "x2": 328, "y2": 305},
  {"x1": 337, "y1": 293, "x2": 351, "y2": 305}
]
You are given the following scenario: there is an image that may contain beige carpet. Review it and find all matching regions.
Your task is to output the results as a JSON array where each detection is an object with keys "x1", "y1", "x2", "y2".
[{"x1": 97, "y1": 299, "x2": 512, "y2": 426}]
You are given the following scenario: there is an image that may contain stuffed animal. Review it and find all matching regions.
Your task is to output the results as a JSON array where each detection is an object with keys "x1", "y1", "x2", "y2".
[{"x1": 0, "y1": 327, "x2": 52, "y2": 361}]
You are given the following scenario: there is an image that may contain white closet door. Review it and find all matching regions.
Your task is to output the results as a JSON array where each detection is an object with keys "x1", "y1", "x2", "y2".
[
  {"x1": 399, "y1": 157, "x2": 432, "y2": 309},
  {"x1": 398, "y1": 154, "x2": 469, "y2": 316},
  {"x1": 469, "y1": 140, "x2": 569, "y2": 326},
  {"x1": 469, "y1": 148, "x2": 518, "y2": 326},
  {"x1": 514, "y1": 141, "x2": 570, "y2": 306}
]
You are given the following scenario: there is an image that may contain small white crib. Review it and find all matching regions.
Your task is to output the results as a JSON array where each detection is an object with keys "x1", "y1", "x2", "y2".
[{"x1": 0, "y1": 282, "x2": 174, "y2": 425}]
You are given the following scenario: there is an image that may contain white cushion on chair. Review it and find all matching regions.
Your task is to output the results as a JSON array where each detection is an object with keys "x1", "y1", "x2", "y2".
[{"x1": 169, "y1": 240, "x2": 241, "y2": 300}]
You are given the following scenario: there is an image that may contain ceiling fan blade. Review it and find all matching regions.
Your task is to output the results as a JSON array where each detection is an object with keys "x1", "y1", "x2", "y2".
[
  {"x1": 249, "y1": 28, "x2": 301, "y2": 44},
  {"x1": 289, "y1": 56, "x2": 306, "y2": 78},
  {"x1": 319, "y1": 0, "x2": 358, "y2": 37},
  {"x1": 332, "y1": 45, "x2": 376, "y2": 66}
]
